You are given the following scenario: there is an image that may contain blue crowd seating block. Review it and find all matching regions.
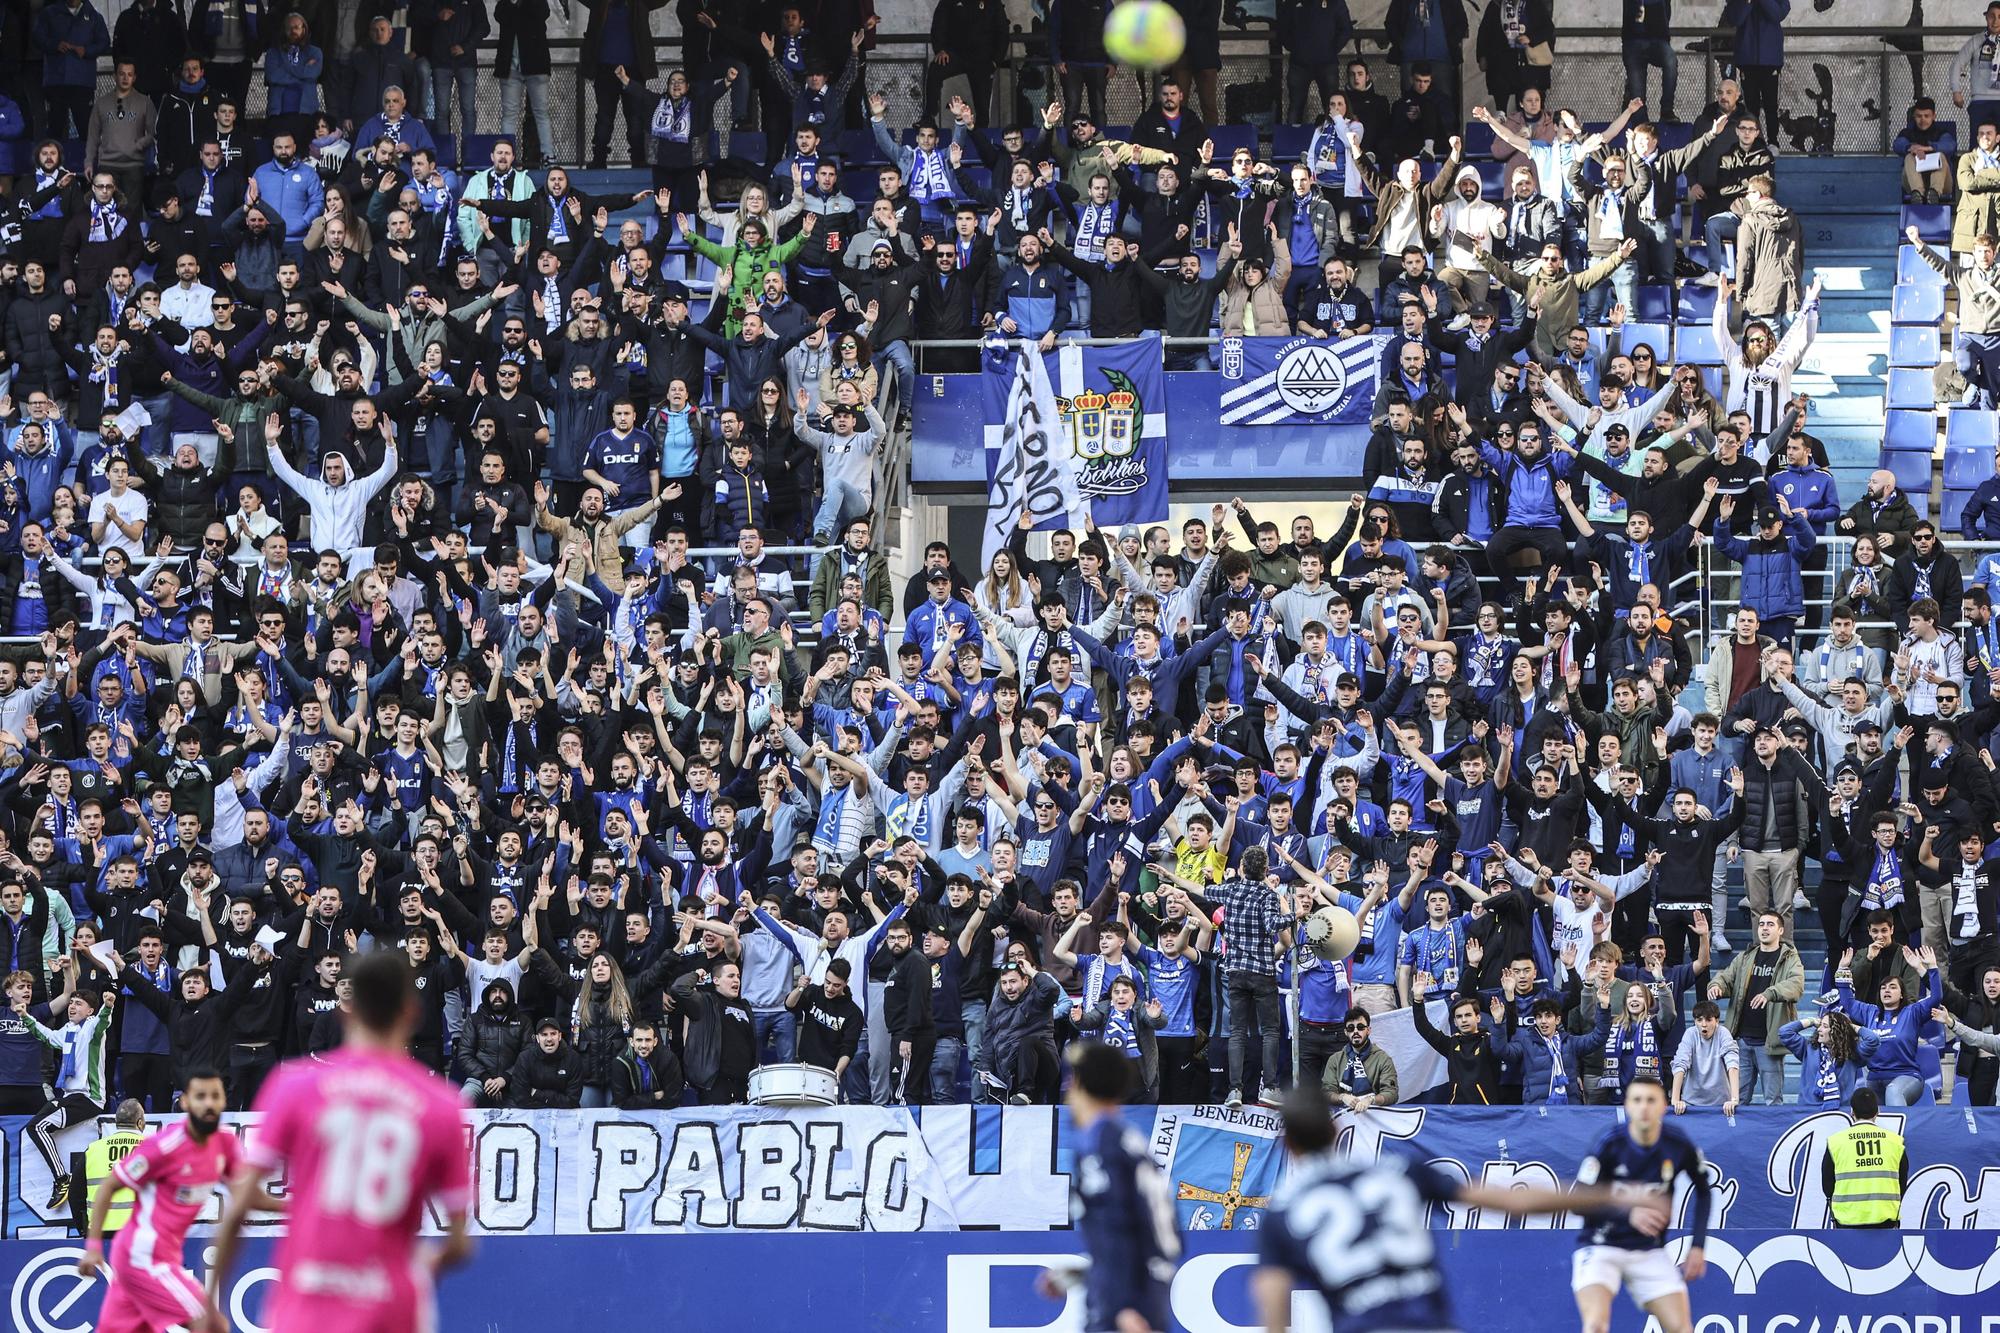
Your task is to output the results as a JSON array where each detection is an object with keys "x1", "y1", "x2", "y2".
[
  {"x1": 1886, "y1": 367, "x2": 1936, "y2": 410},
  {"x1": 1885, "y1": 449, "x2": 1933, "y2": 493},
  {"x1": 1883, "y1": 408, "x2": 1935, "y2": 454},
  {"x1": 1891, "y1": 324, "x2": 1940, "y2": 368},
  {"x1": 1902, "y1": 203, "x2": 1951, "y2": 243},
  {"x1": 1947, "y1": 409, "x2": 2000, "y2": 453},
  {"x1": 1892, "y1": 282, "x2": 1947, "y2": 325}
]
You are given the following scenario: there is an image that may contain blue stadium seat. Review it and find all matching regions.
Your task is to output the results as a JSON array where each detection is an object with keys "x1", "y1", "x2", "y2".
[
  {"x1": 1887, "y1": 367, "x2": 1936, "y2": 410},
  {"x1": 1463, "y1": 122, "x2": 1495, "y2": 156},
  {"x1": 433, "y1": 134, "x2": 456, "y2": 167},
  {"x1": 725, "y1": 131, "x2": 767, "y2": 164},
  {"x1": 1700, "y1": 365, "x2": 1724, "y2": 400},
  {"x1": 1885, "y1": 449, "x2": 1933, "y2": 493},
  {"x1": 1891, "y1": 324, "x2": 1941, "y2": 368},
  {"x1": 1474, "y1": 159, "x2": 1507, "y2": 198},
  {"x1": 1884, "y1": 409, "x2": 1935, "y2": 453},
  {"x1": 1897, "y1": 243, "x2": 1945, "y2": 289},
  {"x1": 1674, "y1": 323, "x2": 1723, "y2": 365},
  {"x1": 1916, "y1": 1043, "x2": 1942, "y2": 1103},
  {"x1": 1948, "y1": 409, "x2": 1999, "y2": 453},
  {"x1": 1619, "y1": 322, "x2": 1671, "y2": 361},
  {"x1": 838, "y1": 128, "x2": 887, "y2": 166},
  {"x1": 1675, "y1": 284, "x2": 1718, "y2": 325},
  {"x1": 464, "y1": 133, "x2": 504, "y2": 165},
  {"x1": 1903, "y1": 203, "x2": 1951, "y2": 243},
  {"x1": 1947, "y1": 442, "x2": 1993, "y2": 488},
  {"x1": 841, "y1": 168, "x2": 879, "y2": 202},
  {"x1": 1945, "y1": 488, "x2": 1976, "y2": 532},
  {"x1": 1893, "y1": 283, "x2": 1947, "y2": 325},
  {"x1": 1633, "y1": 285, "x2": 1673, "y2": 323},
  {"x1": 1272, "y1": 124, "x2": 1315, "y2": 161},
  {"x1": 1657, "y1": 122, "x2": 1695, "y2": 151},
  {"x1": 957, "y1": 165, "x2": 991, "y2": 193},
  {"x1": 1102, "y1": 126, "x2": 1132, "y2": 142},
  {"x1": 1209, "y1": 124, "x2": 1257, "y2": 162}
]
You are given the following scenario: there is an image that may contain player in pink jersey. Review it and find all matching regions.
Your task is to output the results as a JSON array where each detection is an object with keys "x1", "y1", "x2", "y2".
[
  {"x1": 78, "y1": 1069, "x2": 238, "y2": 1333},
  {"x1": 209, "y1": 952, "x2": 474, "y2": 1333}
]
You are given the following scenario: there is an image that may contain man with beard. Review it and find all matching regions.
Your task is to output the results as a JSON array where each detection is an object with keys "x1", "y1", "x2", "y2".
[{"x1": 78, "y1": 1069, "x2": 237, "y2": 1327}]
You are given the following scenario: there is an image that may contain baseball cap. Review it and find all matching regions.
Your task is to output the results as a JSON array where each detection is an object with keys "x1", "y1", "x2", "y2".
[
  {"x1": 1853, "y1": 719, "x2": 1883, "y2": 734},
  {"x1": 536, "y1": 1018, "x2": 564, "y2": 1034},
  {"x1": 1467, "y1": 303, "x2": 1494, "y2": 319},
  {"x1": 187, "y1": 847, "x2": 214, "y2": 865},
  {"x1": 1758, "y1": 506, "x2": 1784, "y2": 525},
  {"x1": 926, "y1": 568, "x2": 951, "y2": 583},
  {"x1": 661, "y1": 281, "x2": 691, "y2": 303}
]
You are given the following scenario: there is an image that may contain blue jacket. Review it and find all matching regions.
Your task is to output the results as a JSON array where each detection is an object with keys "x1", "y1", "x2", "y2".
[
  {"x1": 1963, "y1": 476, "x2": 2000, "y2": 542},
  {"x1": 1838, "y1": 969, "x2": 1940, "y2": 1082},
  {"x1": 1769, "y1": 464, "x2": 1839, "y2": 530},
  {"x1": 251, "y1": 157, "x2": 325, "y2": 244},
  {"x1": 33, "y1": 1, "x2": 110, "y2": 88},
  {"x1": 1497, "y1": 1005, "x2": 1610, "y2": 1105},
  {"x1": 0, "y1": 97, "x2": 29, "y2": 176},
  {"x1": 1780, "y1": 1019, "x2": 1882, "y2": 1107},
  {"x1": 905, "y1": 598, "x2": 983, "y2": 668},
  {"x1": 997, "y1": 262, "x2": 1069, "y2": 339},
  {"x1": 7, "y1": 437, "x2": 72, "y2": 524},
  {"x1": 263, "y1": 41, "x2": 324, "y2": 114},
  {"x1": 1477, "y1": 440, "x2": 1573, "y2": 528},
  {"x1": 1721, "y1": 0, "x2": 1789, "y2": 67},
  {"x1": 1715, "y1": 510, "x2": 1815, "y2": 619}
]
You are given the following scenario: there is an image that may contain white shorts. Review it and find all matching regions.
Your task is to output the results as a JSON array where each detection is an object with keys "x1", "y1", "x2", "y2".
[{"x1": 1571, "y1": 1245, "x2": 1686, "y2": 1306}]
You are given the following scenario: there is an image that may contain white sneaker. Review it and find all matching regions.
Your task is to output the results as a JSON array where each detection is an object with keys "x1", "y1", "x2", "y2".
[
  {"x1": 1693, "y1": 270, "x2": 1724, "y2": 287},
  {"x1": 1257, "y1": 1086, "x2": 1284, "y2": 1108},
  {"x1": 1792, "y1": 889, "x2": 1811, "y2": 910},
  {"x1": 1224, "y1": 1087, "x2": 1243, "y2": 1109},
  {"x1": 1711, "y1": 931, "x2": 1733, "y2": 954}
]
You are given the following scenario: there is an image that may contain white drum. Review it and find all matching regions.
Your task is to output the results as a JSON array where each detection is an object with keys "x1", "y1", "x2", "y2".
[{"x1": 748, "y1": 1062, "x2": 839, "y2": 1107}]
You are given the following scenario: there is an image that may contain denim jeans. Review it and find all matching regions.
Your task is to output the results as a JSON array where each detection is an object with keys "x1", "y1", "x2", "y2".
[
  {"x1": 1622, "y1": 37, "x2": 1677, "y2": 118},
  {"x1": 1957, "y1": 331, "x2": 2000, "y2": 407},
  {"x1": 962, "y1": 999, "x2": 989, "y2": 1095},
  {"x1": 1582, "y1": 256, "x2": 1636, "y2": 323},
  {"x1": 141, "y1": 393, "x2": 174, "y2": 458},
  {"x1": 1635, "y1": 218, "x2": 1675, "y2": 286},
  {"x1": 1704, "y1": 213, "x2": 1741, "y2": 275},
  {"x1": 928, "y1": 1034, "x2": 965, "y2": 1103},
  {"x1": 811, "y1": 476, "x2": 870, "y2": 544},
  {"x1": 434, "y1": 64, "x2": 477, "y2": 146},
  {"x1": 1738, "y1": 1043, "x2": 1786, "y2": 1105},
  {"x1": 873, "y1": 338, "x2": 916, "y2": 417},
  {"x1": 500, "y1": 73, "x2": 555, "y2": 158},
  {"x1": 1875, "y1": 1074, "x2": 1926, "y2": 1105},
  {"x1": 1225, "y1": 971, "x2": 1283, "y2": 1096},
  {"x1": 753, "y1": 1008, "x2": 797, "y2": 1065},
  {"x1": 580, "y1": 1085, "x2": 612, "y2": 1108}
]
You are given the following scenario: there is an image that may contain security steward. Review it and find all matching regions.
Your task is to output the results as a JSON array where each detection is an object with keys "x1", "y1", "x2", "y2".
[
  {"x1": 1819, "y1": 1086, "x2": 1910, "y2": 1228},
  {"x1": 69, "y1": 1099, "x2": 147, "y2": 1233}
]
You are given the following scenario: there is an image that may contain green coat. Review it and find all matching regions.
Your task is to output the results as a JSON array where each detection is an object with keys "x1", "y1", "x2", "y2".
[{"x1": 690, "y1": 231, "x2": 809, "y2": 334}]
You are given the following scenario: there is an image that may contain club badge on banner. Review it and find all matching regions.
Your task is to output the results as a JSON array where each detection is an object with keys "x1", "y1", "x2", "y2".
[
  {"x1": 1218, "y1": 334, "x2": 1384, "y2": 426},
  {"x1": 981, "y1": 332, "x2": 1170, "y2": 559}
]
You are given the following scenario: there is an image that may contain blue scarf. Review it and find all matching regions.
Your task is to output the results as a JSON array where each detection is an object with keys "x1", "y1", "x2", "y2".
[
  {"x1": 911, "y1": 148, "x2": 950, "y2": 201},
  {"x1": 1600, "y1": 1014, "x2": 1660, "y2": 1091},
  {"x1": 652, "y1": 96, "x2": 691, "y2": 143}
]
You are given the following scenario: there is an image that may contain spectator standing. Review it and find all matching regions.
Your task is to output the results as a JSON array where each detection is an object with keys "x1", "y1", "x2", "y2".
[
  {"x1": 33, "y1": 0, "x2": 110, "y2": 142},
  {"x1": 1819, "y1": 1086, "x2": 1908, "y2": 1226},
  {"x1": 1276, "y1": 0, "x2": 1354, "y2": 125},
  {"x1": 1952, "y1": 2, "x2": 2000, "y2": 139},
  {"x1": 85, "y1": 62, "x2": 156, "y2": 212},
  {"x1": 1181, "y1": 847, "x2": 1293, "y2": 1109},
  {"x1": 922, "y1": 0, "x2": 1007, "y2": 123},
  {"x1": 580, "y1": 0, "x2": 662, "y2": 168},
  {"x1": 1476, "y1": 0, "x2": 1553, "y2": 114},
  {"x1": 1722, "y1": 0, "x2": 1788, "y2": 138},
  {"x1": 1622, "y1": 0, "x2": 1676, "y2": 122},
  {"x1": 1705, "y1": 909, "x2": 1803, "y2": 1103}
]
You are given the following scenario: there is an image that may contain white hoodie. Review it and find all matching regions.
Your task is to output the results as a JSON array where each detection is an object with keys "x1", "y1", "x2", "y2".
[{"x1": 1437, "y1": 166, "x2": 1504, "y2": 272}]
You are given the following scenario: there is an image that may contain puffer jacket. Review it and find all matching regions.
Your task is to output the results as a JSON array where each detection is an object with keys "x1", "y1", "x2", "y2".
[
  {"x1": 1497, "y1": 1004, "x2": 1609, "y2": 1105},
  {"x1": 5, "y1": 289, "x2": 71, "y2": 397},
  {"x1": 508, "y1": 1036, "x2": 584, "y2": 1107},
  {"x1": 1736, "y1": 196, "x2": 1804, "y2": 318},
  {"x1": 1715, "y1": 509, "x2": 1815, "y2": 619},
  {"x1": 1736, "y1": 745, "x2": 1816, "y2": 854},
  {"x1": 1722, "y1": 0, "x2": 1789, "y2": 67},
  {"x1": 155, "y1": 460, "x2": 218, "y2": 546},
  {"x1": 1217, "y1": 241, "x2": 1292, "y2": 335},
  {"x1": 571, "y1": 985, "x2": 632, "y2": 1088},
  {"x1": 457, "y1": 980, "x2": 529, "y2": 1083}
]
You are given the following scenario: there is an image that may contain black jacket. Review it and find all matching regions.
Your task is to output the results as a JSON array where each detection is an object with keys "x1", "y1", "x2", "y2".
[
  {"x1": 1047, "y1": 245, "x2": 1150, "y2": 338},
  {"x1": 509, "y1": 1036, "x2": 584, "y2": 1107},
  {"x1": 881, "y1": 946, "x2": 935, "y2": 1039},
  {"x1": 612, "y1": 1043, "x2": 685, "y2": 1107},
  {"x1": 456, "y1": 980, "x2": 529, "y2": 1087}
]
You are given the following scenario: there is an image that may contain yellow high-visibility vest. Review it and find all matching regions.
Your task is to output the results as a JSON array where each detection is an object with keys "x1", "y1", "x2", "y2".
[
  {"x1": 82, "y1": 1129, "x2": 144, "y2": 1232},
  {"x1": 1826, "y1": 1123, "x2": 1905, "y2": 1226}
]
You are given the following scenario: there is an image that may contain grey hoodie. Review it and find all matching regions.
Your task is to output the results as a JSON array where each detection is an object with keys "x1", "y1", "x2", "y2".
[{"x1": 1670, "y1": 1024, "x2": 1740, "y2": 1105}]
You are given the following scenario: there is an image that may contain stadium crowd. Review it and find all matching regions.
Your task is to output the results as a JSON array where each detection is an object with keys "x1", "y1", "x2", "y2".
[{"x1": 0, "y1": 0, "x2": 1990, "y2": 1219}]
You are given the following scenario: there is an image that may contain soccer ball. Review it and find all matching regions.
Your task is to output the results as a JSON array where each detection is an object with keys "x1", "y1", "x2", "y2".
[
  {"x1": 1304, "y1": 905, "x2": 1361, "y2": 962},
  {"x1": 1102, "y1": 0, "x2": 1186, "y2": 71}
]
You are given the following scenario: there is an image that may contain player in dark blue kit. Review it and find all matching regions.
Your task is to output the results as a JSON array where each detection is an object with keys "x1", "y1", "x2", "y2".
[
  {"x1": 1255, "y1": 1088, "x2": 1665, "y2": 1333},
  {"x1": 1571, "y1": 1076, "x2": 1710, "y2": 1333},
  {"x1": 1042, "y1": 1041, "x2": 1179, "y2": 1333}
]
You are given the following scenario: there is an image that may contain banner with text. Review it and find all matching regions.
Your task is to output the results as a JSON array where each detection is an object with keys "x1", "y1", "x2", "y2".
[
  {"x1": 5, "y1": 1106, "x2": 1999, "y2": 1238},
  {"x1": 982, "y1": 332, "x2": 1172, "y2": 539},
  {"x1": 1217, "y1": 334, "x2": 1383, "y2": 427}
]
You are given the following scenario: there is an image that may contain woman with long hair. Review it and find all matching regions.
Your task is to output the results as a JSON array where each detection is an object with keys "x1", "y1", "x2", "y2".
[
  {"x1": 746, "y1": 374, "x2": 816, "y2": 543},
  {"x1": 1591, "y1": 975, "x2": 1674, "y2": 1102},
  {"x1": 1835, "y1": 943, "x2": 1942, "y2": 1105},
  {"x1": 572, "y1": 952, "x2": 637, "y2": 1109},
  {"x1": 974, "y1": 549, "x2": 1034, "y2": 664},
  {"x1": 1781, "y1": 1007, "x2": 1882, "y2": 1107},
  {"x1": 819, "y1": 330, "x2": 878, "y2": 407},
  {"x1": 1842, "y1": 534, "x2": 1897, "y2": 654},
  {"x1": 305, "y1": 183, "x2": 372, "y2": 256},
  {"x1": 1627, "y1": 342, "x2": 1666, "y2": 392}
]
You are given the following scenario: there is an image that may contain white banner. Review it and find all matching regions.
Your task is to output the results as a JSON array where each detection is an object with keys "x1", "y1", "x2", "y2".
[{"x1": 981, "y1": 339, "x2": 1088, "y2": 568}]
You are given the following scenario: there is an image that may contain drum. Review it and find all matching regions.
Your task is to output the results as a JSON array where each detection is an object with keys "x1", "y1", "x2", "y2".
[{"x1": 747, "y1": 1062, "x2": 840, "y2": 1106}]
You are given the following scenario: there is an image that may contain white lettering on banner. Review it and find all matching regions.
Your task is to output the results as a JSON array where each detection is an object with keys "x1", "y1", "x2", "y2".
[
  {"x1": 655, "y1": 1122, "x2": 732, "y2": 1227},
  {"x1": 943, "y1": 1254, "x2": 1080, "y2": 1333},
  {"x1": 587, "y1": 1121, "x2": 661, "y2": 1231},
  {"x1": 802, "y1": 1120, "x2": 867, "y2": 1230},
  {"x1": 737, "y1": 1121, "x2": 803, "y2": 1229},
  {"x1": 475, "y1": 1121, "x2": 539, "y2": 1232},
  {"x1": 920, "y1": 1104, "x2": 1071, "y2": 1230},
  {"x1": 1906, "y1": 1164, "x2": 2000, "y2": 1230}
]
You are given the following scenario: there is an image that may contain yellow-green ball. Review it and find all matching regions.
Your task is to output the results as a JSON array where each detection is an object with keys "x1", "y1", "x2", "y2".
[{"x1": 1103, "y1": 0, "x2": 1186, "y2": 71}]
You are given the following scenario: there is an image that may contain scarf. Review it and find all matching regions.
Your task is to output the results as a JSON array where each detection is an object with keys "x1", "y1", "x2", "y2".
[
  {"x1": 196, "y1": 168, "x2": 217, "y2": 217},
  {"x1": 1007, "y1": 187, "x2": 1031, "y2": 234},
  {"x1": 1599, "y1": 1014, "x2": 1661, "y2": 1091},
  {"x1": 89, "y1": 199, "x2": 126, "y2": 242},
  {"x1": 1543, "y1": 1031, "x2": 1570, "y2": 1101},
  {"x1": 653, "y1": 96, "x2": 691, "y2": 143},
  {"x1": 812, "y1": 783, "x2": 848, "y2": 850},
  {"x1": 1810, "y1": 1033, "x2": 1843, "y2": 1102},
  {"x1": 1863, "y1": 847, "x2": 1905, "y2": 910},
  {"x1": 88, "y1": 347, "x2": 122, "y2": 405},
  {"x1": 501, "y1": 718, "x2": 537, "y2": 792},
  {"x1": 885, "y1": 789, "x2": 931, "y2": 844},
  {"x1": 549, "y1": 197, "x2": 570, "y2": 243},
  {"x1": 911, "y1": 147, "x2": 949, "y2": 201},
  {"x1": 1953, "y1": 863, "x2": 1986, "y2": 942},
  {"x1": 1075, "y1": 201, "x2": 1118, "y2": 261},
  {"x1": 544, "y1": 275, "x2": 563, "y2": 330}
]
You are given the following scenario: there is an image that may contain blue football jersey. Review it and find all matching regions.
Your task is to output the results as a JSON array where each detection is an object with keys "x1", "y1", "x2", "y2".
[{"x1": 1575, "y1": 1120, "x2": 1711, "y2": 1251}]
